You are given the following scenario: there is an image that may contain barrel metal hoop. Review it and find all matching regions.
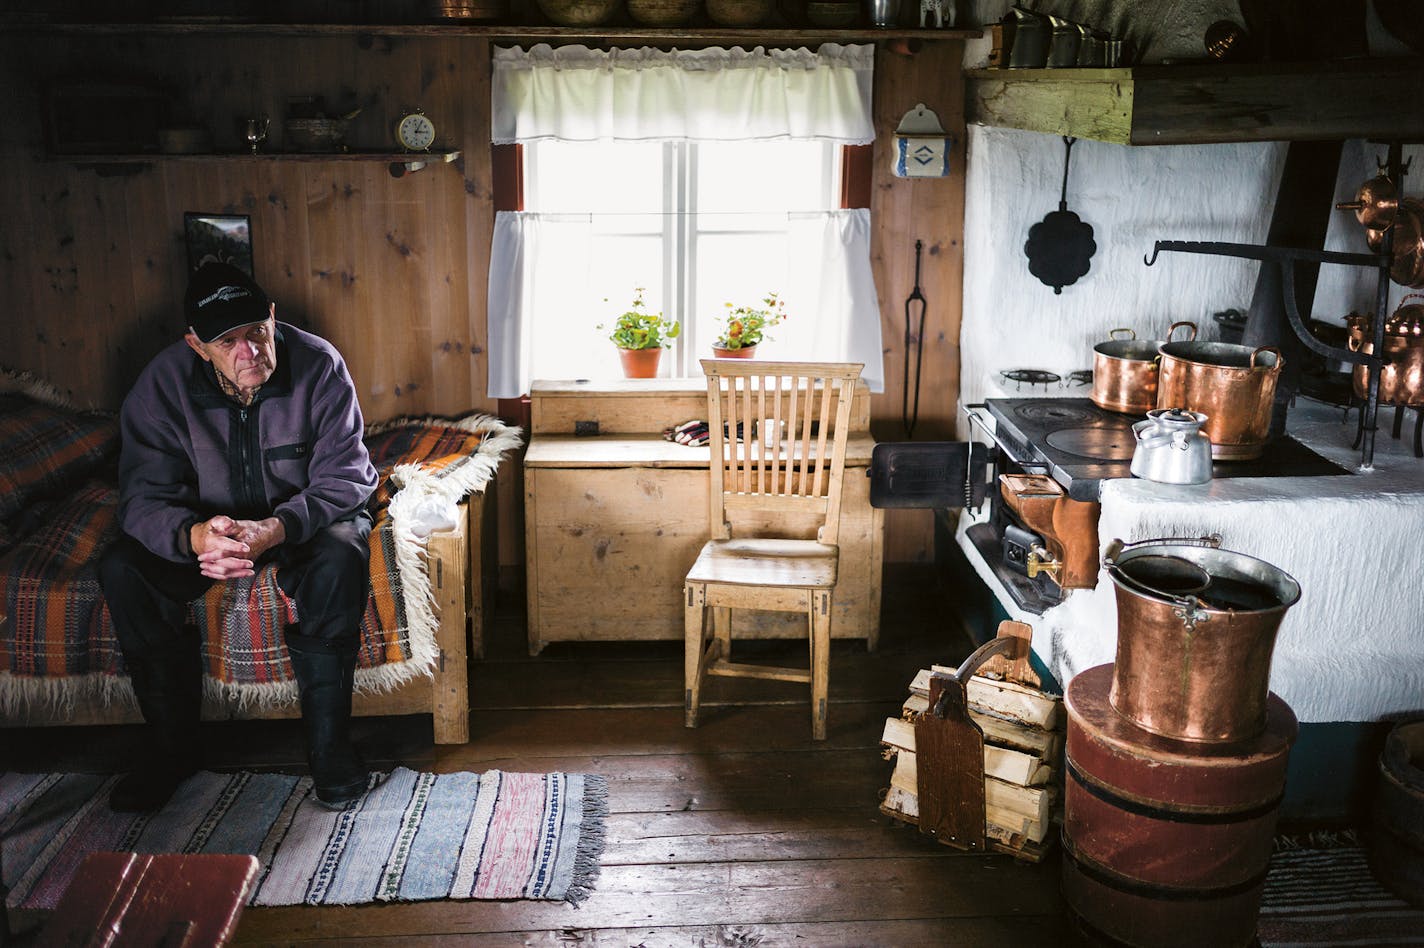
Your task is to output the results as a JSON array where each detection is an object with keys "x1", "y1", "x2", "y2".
[
  {"x1": 1067, "y1": 755, "x2": 1284, "y2": 824},
  {"x1": 1063, "y1": 830, "x2": 1271, "y2": 901}
]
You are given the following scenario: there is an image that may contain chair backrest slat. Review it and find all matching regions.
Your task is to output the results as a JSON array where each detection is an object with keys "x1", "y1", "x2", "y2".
[
  {"x1": 814, "y1": 375, "x2": 831, "y2": 498},
  {"x1": 700, "y1": 359, "x2": 863, "y2": 546},
  {"x1": 755, "y1": 376, "x2": 767, "y2": 495},
  {"x1": 769, "y1": 372, "x2": 784, "y2": 495}
]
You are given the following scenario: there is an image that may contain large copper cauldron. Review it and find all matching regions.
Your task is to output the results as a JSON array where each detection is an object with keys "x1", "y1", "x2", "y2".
[
  {"x1": 1347, "y1": 295, "x2": 1424, "y2": 406},
  {"x1": 1156, "y1": 322, "x2": 1282, "y2": 460},
  {"x1": 1091, "y1": 322, "x2": 1193, "y2": 415},
  {"x1": 1104, "y1": 537, "x2": 1301, "y2": 744}
]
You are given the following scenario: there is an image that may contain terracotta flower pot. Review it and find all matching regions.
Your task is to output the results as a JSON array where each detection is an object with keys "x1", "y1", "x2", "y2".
[
  {"x1": 618, "y1": 346, "x2": 663, "y2": 378},
  {"x1": 711, "y1": 345, "x2": 756, "y2": 359}
]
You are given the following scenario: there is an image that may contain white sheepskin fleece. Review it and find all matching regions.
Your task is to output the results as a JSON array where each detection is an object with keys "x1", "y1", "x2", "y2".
[{"x1": 959, "y1": 399, "x2": 1424, "y2": 723}]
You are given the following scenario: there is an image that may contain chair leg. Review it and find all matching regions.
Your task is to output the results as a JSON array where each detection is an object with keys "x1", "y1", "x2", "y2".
[
  {"x1": 810, "y1": 590, "x2": 833, "y2": 741},
  {"x1": 684, "y1": 582, "x2": 708, "y2": 728},
  {"x1": 712, "y1": 606, "x2": 732, "y2": 661}
]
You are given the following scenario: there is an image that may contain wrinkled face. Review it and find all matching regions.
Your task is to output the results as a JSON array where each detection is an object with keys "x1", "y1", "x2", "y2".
[{"x1": 185, "y1": 309, "x2": 278, "y2": 395}]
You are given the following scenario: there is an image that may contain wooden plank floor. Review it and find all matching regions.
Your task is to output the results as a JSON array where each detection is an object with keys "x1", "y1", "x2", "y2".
[{"x1": 2, "y1": 566, "x2": 1070, "y2": 946}]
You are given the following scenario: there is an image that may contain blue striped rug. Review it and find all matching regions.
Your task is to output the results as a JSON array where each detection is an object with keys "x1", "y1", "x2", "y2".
[
  {"x1": 1258, "y1": 836, "x2": 1424, "y2": 946},
  {"x1": 0, "y1": 767, "x2": 606, "y2": 913}
]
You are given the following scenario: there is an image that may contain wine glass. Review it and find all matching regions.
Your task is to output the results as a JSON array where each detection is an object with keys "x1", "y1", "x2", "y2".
[{"x1": 243, "y1": 117, "x2": 270, "y2": 155}]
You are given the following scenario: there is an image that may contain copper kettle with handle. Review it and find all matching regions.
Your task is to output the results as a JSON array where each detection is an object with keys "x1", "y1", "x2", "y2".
[{"x1": 1347, "y1": 294, "x2": 1424, "y2": 406}]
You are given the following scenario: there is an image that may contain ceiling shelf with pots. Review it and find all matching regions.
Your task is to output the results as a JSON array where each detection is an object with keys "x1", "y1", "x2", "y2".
[
  {"x1": 0, "y1": 18, "x2": 981, "y2": 43},
  {"x1": 966, "y1": 57, "x2": 1424, "y2": 146}
]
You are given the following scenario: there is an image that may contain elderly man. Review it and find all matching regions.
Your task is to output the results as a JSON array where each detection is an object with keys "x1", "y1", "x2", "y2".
[{"x1": 98, "y1": 261, "x2": 379, "y2": 812}]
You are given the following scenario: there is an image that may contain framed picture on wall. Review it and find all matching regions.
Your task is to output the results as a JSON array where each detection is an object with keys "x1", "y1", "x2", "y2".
[{"x1": 184, "y1": 213, "x2": 253, "y2": 276}]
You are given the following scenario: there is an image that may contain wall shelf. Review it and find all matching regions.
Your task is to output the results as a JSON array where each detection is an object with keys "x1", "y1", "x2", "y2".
[
  {"x1": 48, "y1": 149, "x2": 460, "y2": 163},
  {"x1": 48, "y1": 149, "x2": 461, "y2": 177},
  {"x1": 966, "y1": 58, "x2": 1424, "y2": 145},
  {"x1": 0, "y1": 19, "x2": 981, "y2": 43}
]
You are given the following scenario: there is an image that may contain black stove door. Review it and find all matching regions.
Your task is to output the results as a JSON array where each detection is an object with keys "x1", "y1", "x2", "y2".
[{"x1": 869, "y1": 442, "x2": 988, "y2": 509}]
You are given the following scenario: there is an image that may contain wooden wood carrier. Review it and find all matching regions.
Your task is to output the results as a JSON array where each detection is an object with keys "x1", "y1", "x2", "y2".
[{"x1": 879, "y1": 621, "x2": 1065, "y2": 863}]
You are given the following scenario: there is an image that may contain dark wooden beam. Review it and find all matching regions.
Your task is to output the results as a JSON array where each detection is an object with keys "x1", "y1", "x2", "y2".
[{"x1": 966, "y1": 58, "x2": 1424, "y2": 146}]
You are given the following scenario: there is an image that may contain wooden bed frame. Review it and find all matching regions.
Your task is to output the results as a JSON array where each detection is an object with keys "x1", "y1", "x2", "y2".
[{"x1": 0, "y1": 489, "x2": 493, "y2": 745}]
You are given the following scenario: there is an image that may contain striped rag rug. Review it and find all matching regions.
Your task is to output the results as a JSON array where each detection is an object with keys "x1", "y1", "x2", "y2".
[
  {"x1": 0, "y1": 767, "x2": 607, "y2": 917},
  {"x1": 1257, "y1": 835, "x2": 1424, "y2": 946}
]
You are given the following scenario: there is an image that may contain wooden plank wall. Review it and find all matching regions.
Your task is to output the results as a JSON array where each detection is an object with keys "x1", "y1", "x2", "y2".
[
  {"x1": 870, "y1": 40, "x2": 967, "y2": 562},
  {"x1": 0, "y1": 32, "x2": 492, "y2": 420},
  {"x1": 0, "y1": 33, "x2": 965, "y2": 566}
]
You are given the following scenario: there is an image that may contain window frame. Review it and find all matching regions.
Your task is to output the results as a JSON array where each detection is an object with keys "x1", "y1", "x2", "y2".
[{"x1": 490, "y1": 140, "x2": 873, "y2": 395}]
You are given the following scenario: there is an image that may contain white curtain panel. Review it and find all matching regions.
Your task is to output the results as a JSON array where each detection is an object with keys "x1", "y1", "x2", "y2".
[
  {"x1": 491, "y1": 43, "x2": 876, "y2": 145},
  {"x1": 487, "y1": 209, "x2": 884, "y2": 399}
]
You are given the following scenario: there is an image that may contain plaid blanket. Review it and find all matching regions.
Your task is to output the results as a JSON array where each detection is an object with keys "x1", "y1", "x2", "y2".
[
  {"x1": 0, "y1": 394, "x2": 118, "y2": 522},
  {"x1": 0, "y1": 414, "x2": 522, "y2": 707}
]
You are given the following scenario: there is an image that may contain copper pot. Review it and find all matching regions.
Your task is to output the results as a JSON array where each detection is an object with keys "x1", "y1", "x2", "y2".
[
  {"x1": 1104, "y1": 537, "x2": 1301, "y2": 744},
  {"x1": 1338, "y1": 172, "x2": 1399, "y2": 231},
  {"x1": 1363, "y1": 197, "x2": 1424, "y2": 288},
  {"x1": 1347, "y1": 295, "x2": 1424, "y2": 406},
  {"x1": 1156, "y1": 323, "x2": 1283, "y2": 460},
  {"x1": 1091, "y1": 322, "x2": 1195, "y2": 415}
]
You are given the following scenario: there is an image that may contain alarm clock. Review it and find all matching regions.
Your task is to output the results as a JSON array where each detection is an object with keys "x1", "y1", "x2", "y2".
[{"x1": 395, "y1": 109, "x2": 435, "y2": 152}]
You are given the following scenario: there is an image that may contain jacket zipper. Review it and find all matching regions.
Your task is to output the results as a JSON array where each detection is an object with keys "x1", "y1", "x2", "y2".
[{"x1": 236, "y1": 404, "x2": 264, "y2": 513}]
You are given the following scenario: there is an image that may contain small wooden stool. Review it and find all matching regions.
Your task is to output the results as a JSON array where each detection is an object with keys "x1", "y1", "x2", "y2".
[{"x1": 35, "y1": 852, "x2": 259, "y2": 948}]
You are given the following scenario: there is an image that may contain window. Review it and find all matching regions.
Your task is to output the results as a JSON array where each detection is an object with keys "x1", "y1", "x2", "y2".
[
  {"x1": 522, "y1": 138, "x2": 842, "y2": 378},
  {"x1": 486, "y1": 43, "x2": 884, "y2": 398}
]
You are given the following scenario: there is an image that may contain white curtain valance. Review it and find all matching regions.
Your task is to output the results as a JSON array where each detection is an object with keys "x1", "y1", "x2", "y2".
[{"x1": 491, "y1": 43, "x2": 875, "y2": 145}]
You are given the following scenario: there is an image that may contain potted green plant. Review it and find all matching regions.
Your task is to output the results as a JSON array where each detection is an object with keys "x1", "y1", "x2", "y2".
[
  {"x1": 600, "y1": 288, "x2": 680, "y2": 378},
  {"x1": 712, "y1": 292, "x2": 787, "y2": 359}
]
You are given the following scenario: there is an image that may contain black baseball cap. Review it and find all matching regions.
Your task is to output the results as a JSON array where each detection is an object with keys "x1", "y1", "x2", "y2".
[{"x1": 185, "y1": 262, "x2": 271, "y2": 343}]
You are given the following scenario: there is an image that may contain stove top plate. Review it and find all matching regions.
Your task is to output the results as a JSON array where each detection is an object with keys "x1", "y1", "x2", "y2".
[
  {"x1": 1045, "y1": 426, "x2": 1138, "y2": 461},
  {"x1": 1012, "y1": 400, "x2": 1100, "y2": 427}
]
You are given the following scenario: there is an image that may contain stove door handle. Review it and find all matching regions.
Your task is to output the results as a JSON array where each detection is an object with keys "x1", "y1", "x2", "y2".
[{"x1": 964, "y1": 406, "x2": 1051, "y2": 474}]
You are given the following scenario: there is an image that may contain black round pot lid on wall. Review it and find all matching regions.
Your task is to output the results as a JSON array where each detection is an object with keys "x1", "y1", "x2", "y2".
[{"x1": 1024, "y1": 136, "x2": 1097, "y2": 294}]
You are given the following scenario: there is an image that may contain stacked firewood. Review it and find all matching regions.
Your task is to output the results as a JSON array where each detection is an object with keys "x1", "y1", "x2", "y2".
[{"x1": 879, "y1": 624, "x2": 1066, "y2": 862}]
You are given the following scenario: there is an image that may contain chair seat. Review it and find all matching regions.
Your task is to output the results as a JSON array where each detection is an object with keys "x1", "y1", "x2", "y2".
[{"x1": 686, "y1": 538, "x2": 839, "y2": 589}]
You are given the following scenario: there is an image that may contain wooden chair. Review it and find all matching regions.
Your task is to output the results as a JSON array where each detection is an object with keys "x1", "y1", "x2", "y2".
[{"x1": 684, "y1": 359, "x2": 864, "y2": 741}]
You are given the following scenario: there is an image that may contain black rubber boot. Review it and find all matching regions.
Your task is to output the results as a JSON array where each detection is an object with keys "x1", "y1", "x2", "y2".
[
  {"x1": 110, "y1": 640, "x2": 203, "y2": 812},
  {"x1": 287, "y1": 643, "x2": 368, "y2": 809}
]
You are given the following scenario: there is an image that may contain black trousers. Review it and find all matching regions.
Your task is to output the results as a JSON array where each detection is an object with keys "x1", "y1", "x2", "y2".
[{"x1": 98, "y1": 512, "x2": 374, "y2": 664}]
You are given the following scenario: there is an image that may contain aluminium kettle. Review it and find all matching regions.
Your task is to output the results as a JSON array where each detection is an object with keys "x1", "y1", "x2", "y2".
[{"x1": 1130, "y1": 408, "x2": 1212, "y2": 485}]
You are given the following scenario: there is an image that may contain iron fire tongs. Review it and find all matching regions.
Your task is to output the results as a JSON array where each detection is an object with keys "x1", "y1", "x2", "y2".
[
  {"x1": 903, "y1": 239, "x2": 928, "y2": 439},
  {"x1": 1143, "y1": 238, "x2": 1391, "y2": 470}
]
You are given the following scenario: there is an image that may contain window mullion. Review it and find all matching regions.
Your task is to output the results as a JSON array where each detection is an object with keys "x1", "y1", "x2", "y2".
[
  {"x1": 680, "y1": 142, "x2": 698, "y2": 377},
  {"x1": 660, "y1": 141, "x2": 681, "y2": 376}
]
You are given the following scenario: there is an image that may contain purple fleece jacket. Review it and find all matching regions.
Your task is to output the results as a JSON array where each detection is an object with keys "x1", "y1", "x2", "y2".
[{"x1": 116, "y1": 322, "x2": 378, "y2": 563}]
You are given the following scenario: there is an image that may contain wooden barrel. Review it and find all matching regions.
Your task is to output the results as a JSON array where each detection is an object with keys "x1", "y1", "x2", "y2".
[
  {"x1": 1369, "y1": 718, "x2": 1424, "y2": 906},
  {"x1": 1062, "y1": 664, "x2": 1298, "y2": 948}
]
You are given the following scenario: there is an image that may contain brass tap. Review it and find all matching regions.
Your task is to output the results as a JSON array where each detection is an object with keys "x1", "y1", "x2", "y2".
[{"x1": 1026, "y1": 545, "x2": 1062, "y2": 581}]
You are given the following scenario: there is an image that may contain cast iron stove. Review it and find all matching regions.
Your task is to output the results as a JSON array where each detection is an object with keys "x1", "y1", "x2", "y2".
[{"x1": 979, "y1": 397, "x2": 1351, "y2": 502}]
